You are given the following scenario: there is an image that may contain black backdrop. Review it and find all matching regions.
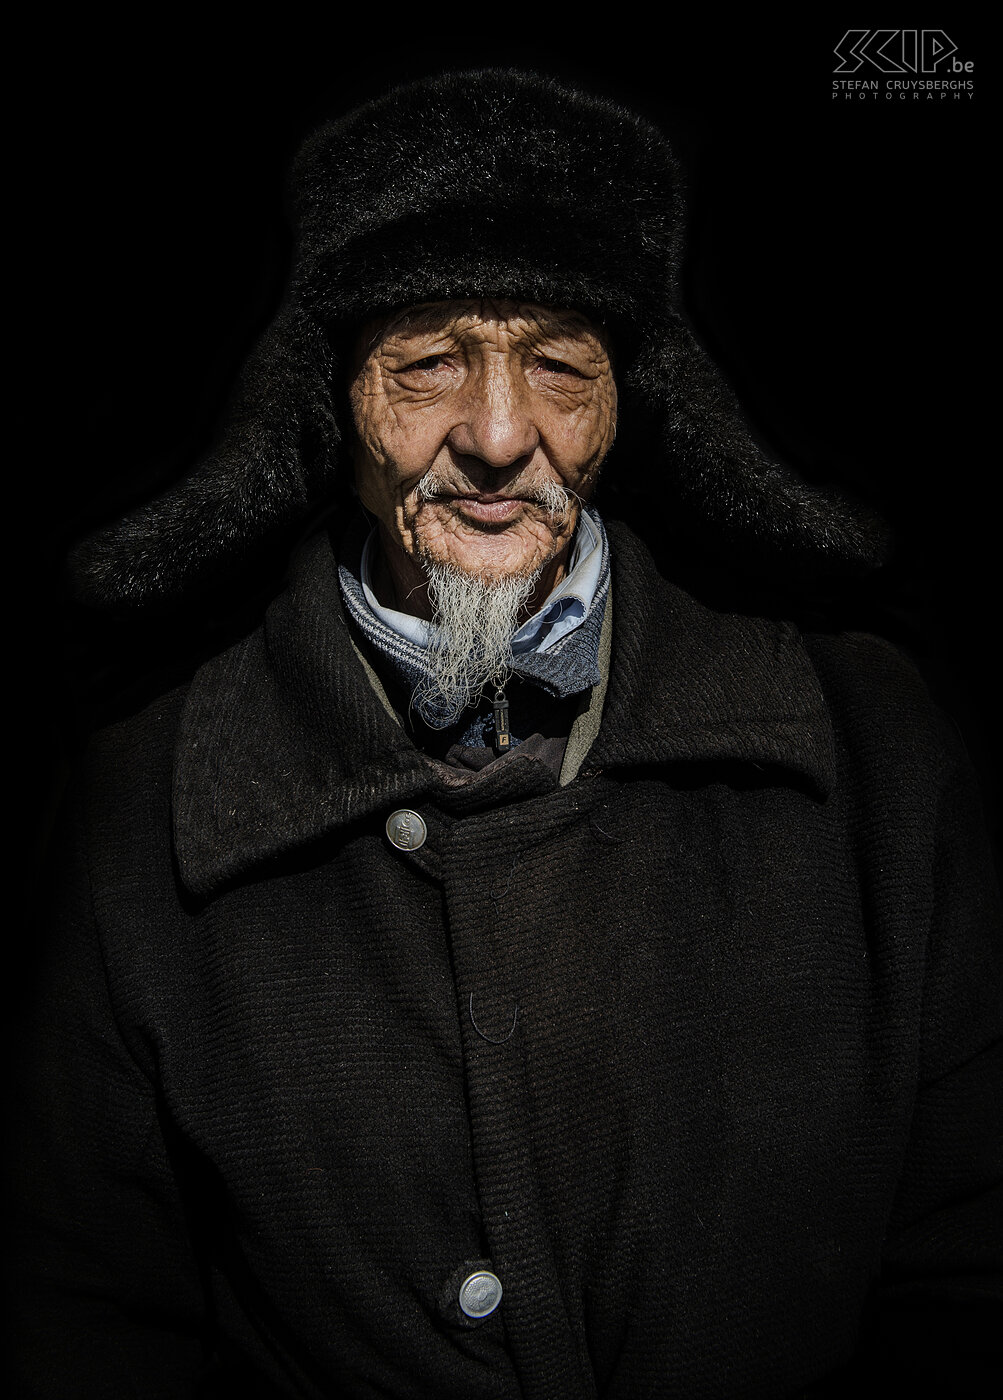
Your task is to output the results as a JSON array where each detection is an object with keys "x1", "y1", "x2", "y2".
[{"x1": 27, "y1": 18, "x2": 996, "y2": 878}]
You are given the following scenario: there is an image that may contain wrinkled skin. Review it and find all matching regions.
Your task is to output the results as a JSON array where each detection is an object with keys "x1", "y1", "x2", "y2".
[{"x1": 349, "y1": 299, "x2": 617, "y2": 620}]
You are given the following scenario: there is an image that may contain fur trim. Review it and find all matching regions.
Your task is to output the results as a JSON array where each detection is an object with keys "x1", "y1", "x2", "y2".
[
  {"x1": 70, "y1": 306, "x2": 340, "y2": 609},
  {"x1": 70, "y1": 69, "x2": 886, "y2": 610}
]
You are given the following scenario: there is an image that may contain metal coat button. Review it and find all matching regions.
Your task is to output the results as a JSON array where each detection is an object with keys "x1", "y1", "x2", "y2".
[
  {"x1": 458, "y1": 1269, "x2": 503, "y2": 1319},
  {"x1": 385, "y1": 809, "x2": 427, "y2": 851}
]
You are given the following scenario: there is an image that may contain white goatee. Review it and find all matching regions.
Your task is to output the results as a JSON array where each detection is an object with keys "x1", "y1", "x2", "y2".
[
  {"x1": 409, "y1": 470, "x2": 577, "y2": 726},
  {"x1": 412, "y1": 562, "x2": 540, "y2": 727}
]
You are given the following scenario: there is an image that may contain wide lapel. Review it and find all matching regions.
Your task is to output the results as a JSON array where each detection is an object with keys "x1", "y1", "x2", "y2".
[
  {"x1": 589, "y1": 524, "x2": 836, "y2": 793},
  {"x1": 173, "y1": 529, "x2": 431, "y2": 899}
]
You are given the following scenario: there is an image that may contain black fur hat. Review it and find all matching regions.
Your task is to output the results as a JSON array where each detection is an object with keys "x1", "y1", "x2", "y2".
[{"x1": 70, "y1": 69, "x2": 886, "y2": 610}]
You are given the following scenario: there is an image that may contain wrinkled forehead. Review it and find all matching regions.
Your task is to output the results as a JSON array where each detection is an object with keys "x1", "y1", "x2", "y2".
[{"x1": 353, "y1": 299, "x2": 611, "y2": 364}]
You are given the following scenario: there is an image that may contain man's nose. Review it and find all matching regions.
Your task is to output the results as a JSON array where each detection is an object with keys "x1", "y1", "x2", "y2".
[{"x1": 446, "y1": 365, "x2": 540, "y2": 469}]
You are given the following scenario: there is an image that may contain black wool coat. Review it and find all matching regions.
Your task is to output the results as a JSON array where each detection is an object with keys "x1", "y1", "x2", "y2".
[{"x1": 13, "y1": 522, "x2": 1003, "y2": 1399}]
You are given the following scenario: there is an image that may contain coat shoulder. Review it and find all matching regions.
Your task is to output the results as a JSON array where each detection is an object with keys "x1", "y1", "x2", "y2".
[{"x1": 801, "y1": 625, "x2": 959, "y2": 776}]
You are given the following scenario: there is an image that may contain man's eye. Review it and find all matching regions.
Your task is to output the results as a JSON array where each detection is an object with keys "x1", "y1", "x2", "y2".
[
  {"x1": 403, "y1": 355, "x2": 444, "y2": 371},
  {"x1": 538, "y1": 357, "x2": 582, "y2": 376}
]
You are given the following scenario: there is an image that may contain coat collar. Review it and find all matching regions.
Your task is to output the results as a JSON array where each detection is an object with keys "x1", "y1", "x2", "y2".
[
  {"x1": 588, "y1": 524, "x2": 836, "y2": 785},
  {"x1": 173, "y1": 520, "x2": 835, "y2": 899}
]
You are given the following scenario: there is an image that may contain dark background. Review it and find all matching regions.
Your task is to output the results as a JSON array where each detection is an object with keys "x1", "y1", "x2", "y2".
[{"x1": 26, "y1": 18, "x2": 995, "y2": 875}]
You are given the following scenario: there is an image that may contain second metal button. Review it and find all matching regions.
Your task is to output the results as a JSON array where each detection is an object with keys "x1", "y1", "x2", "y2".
[{"x1": 458, "y1": 1269, "x2": 503, "y2": 1318}]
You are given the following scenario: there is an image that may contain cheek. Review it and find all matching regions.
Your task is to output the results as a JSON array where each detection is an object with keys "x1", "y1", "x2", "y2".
[
  {"x1": 357, "y1": 392, "x2": 442, "y2": 479},
  {"x1": 551, "y1": 384, "x2": 617, "y2": 484},
  {"x1": 351, "y1": 412, "x2": 396, "y2": 521},
  {"x1": 351, "y1": 387, "x2": 425, "y2": 513},
  {"x1": 353, "y1": 454, "x2": 389, "y2": 519}
]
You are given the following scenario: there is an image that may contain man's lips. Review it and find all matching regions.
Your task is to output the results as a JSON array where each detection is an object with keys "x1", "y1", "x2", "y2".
[{"x1": 442, "y1": 493, "x2": 527, "y2": 523}]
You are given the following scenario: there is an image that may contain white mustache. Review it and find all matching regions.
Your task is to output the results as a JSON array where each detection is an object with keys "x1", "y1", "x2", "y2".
[{"x1": 416, "y1": 472, "x2": 574, "y2": 515}]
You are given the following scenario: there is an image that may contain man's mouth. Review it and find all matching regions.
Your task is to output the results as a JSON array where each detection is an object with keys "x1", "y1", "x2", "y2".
[
  {"x1": 449, "y1": 493, "x2": 525, "y2": 524},
  {"x1": 417, "y1": 474, "x2": 570, "y2": 525}
]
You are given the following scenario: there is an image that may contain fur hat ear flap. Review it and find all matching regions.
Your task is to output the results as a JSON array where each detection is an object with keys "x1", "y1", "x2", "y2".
[
  {"x1": 619, "y1": 319, "x2": 889, "y2": 576},
  {"x1": 68, "y1": 304, "x2": 341, "y2": 611}
]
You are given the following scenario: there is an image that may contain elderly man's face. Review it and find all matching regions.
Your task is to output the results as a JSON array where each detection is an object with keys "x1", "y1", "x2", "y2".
[{"x1": 349, "y1": 300, "x2": 616, "y2": 612}]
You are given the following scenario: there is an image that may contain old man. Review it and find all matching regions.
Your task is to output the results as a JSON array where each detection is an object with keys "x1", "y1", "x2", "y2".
[{"x1": 14, "y1": 71, "x2": 1001, "y2": 1398}]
